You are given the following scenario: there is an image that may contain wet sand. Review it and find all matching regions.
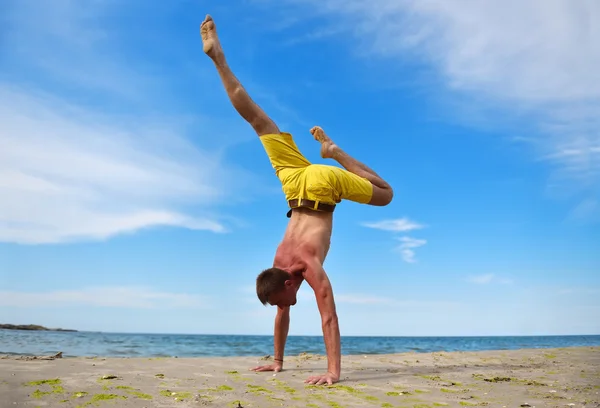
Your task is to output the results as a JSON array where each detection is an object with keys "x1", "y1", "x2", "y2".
[{"x1": 1, "y1": 347, "x2": 599, "y2": 407}]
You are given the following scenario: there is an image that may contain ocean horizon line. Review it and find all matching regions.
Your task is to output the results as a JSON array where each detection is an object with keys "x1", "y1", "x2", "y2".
[
  {"x1": 35, "y1": 331, "x2": 600, "y2": 338},
  {"x1": 2, "y1": 330, "x2": 600, "y2": 358}
]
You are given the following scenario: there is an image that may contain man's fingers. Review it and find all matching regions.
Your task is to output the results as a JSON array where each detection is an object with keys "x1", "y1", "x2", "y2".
[
  {"x1": 304, "y1": 374, "x2": 334, "y2": 386},
  {"x1": 249, "y1": 366, "x2": 266, "y2": 372},
  {"x1": 304, "y1": 375, "x2": 323, "y2": 385}
]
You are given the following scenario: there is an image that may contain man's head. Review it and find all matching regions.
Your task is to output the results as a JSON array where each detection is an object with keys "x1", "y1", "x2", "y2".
[{"x1": 256, "y1": 267, "x2": 298, "y2": 307}]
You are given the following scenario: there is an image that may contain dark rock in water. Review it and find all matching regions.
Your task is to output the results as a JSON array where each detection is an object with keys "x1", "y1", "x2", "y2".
[
  {"x1": 0, "y1": 324, "x2": 77, "y2": 332},
  {"x1": 4, "y1": 352, "x2": 63, "y2": 360}
]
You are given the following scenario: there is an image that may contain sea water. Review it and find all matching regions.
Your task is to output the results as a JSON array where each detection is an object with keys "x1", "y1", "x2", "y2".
[{"x1": 2, "y1": 330, "x2": 599, "y2": 358}]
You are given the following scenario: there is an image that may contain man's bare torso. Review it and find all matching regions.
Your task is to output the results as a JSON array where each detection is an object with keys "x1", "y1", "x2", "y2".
[{"x1": 273, "y1": 208, "x2": 333, "y2": 276}]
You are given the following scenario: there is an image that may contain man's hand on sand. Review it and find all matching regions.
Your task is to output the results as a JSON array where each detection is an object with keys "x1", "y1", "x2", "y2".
[
  {"x1": 249, "y1": 362, "x2": 282, "y2": 373},
  {"x1": 304, "y1": 371, "x2": 339, "y2": 386}
]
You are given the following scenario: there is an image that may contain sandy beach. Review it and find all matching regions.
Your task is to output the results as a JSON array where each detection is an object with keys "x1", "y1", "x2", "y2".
[{"x1": 1, "y1": 347, "x2": 598, "y2": 408}]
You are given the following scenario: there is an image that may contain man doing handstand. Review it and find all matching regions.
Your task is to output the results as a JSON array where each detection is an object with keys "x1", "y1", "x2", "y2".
[{"x1": 200, "y1": 14, "x2": 393, "y2": 385}]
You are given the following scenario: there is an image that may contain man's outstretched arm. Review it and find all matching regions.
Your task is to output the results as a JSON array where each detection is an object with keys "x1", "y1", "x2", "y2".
[
  {"x1": 274, "y1": 305, "x2": 290, "y2": 364},
  {"x1": 251, "y1": 306, "x2": 290, "y2": 372},
  {"x1": 303, "y1": 260, "x2": 341, "y2": 385}
]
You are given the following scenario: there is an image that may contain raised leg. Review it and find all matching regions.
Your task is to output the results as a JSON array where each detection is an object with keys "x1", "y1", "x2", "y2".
[
  {"x1": 200, "y1": 15, "x2": 279, "y2": 136},
  {"x1": 310, "y1": 126, "x2": 394, "y2": 206}
]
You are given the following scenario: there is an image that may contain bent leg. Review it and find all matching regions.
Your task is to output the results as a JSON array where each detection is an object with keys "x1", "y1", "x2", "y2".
[
  {"x1": 311, "y1": 127, "x2": 393, "y2": 206},
  {"x1": 201, "y1": 15, "x2": 278, "y2": 136}
]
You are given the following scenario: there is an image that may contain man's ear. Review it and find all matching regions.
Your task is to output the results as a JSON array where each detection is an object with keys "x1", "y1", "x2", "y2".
[{"x1": 284, "y1": 279, "x2": 293, "y2": 287}]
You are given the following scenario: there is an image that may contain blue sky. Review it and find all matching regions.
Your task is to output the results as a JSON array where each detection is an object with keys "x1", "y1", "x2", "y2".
[{"x1": 1, "y1": 0, "x2": 599, "y2": 337}]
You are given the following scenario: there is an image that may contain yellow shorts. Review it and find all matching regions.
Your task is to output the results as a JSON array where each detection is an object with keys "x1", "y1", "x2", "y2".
[{"x1": 259, "y1": 132, "x2": 373, "y2": 211}]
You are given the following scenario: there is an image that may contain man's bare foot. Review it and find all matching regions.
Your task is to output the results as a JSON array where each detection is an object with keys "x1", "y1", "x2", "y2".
[
  {"x1": 310, "y1": 126, "x2": 338, "y2": 159},
  {"x1": 200, "y1": 14, "x2": 223, "y2": 61}
]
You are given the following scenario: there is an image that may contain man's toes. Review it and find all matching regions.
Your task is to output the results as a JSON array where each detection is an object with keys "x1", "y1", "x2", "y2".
[{"x1": 201, "y1": 14, "x2": 213, "y2": 28}]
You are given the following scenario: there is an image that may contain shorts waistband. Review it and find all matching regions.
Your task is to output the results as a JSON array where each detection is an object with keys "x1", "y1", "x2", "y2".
[{"x1": 286, "y1": 199, "x2": 336, "y2": 218}]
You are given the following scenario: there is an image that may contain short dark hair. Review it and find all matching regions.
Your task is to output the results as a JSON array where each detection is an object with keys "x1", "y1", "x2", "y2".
[{"x1": 256, "y1": 267, "x2": 289, "y2": 305}]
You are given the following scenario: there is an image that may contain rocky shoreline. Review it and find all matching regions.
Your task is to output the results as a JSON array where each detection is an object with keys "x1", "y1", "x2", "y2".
[{"x1": 0, "y1": 324, "x2": 77, "y2": 332}]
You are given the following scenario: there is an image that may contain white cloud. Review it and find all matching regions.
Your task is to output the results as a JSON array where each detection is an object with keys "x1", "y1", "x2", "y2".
[
  {"x1": 0, "y1": 85, "x2": 240, "y2": 244},
  {"x1": 361, "y1": 218, "x2": 427, "y2": 262},
  {"x1": 361, "y1": 217, "x2": 424, "y2": 232},
  {"x1": 0, "y1": 286, "x2": 208, "y2": 309},
  {"x1": 466, "y1": 274, "x2": 513, "y2": 285},
  {"x1": 267, "y1": 0, "x2": 600, "y2": 214},
  {"x1": 0, "y1": 1, "x2": 263, "y2": 244},
  {"x1": 396, "y1": 236, "x2": 427, "y2": 263}
]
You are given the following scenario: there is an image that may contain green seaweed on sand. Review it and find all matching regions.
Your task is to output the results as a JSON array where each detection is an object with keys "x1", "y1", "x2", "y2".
[
  {"x1": 280, "y1": 385, "x2": 297, "y2": 394},
  {"x1": 159, "y1": 390, "x2": 192, "y2": 400},
  {"x1": 420, "y1": 375, "x2": 442, "y2": 381},
  {"x1": 330, "y1": 385, "x2": 364, "y2": 395},
  {"x1": 24, "y1": 378, "x2": 62, "y2": 386},
  {"x1": 52, "y1": 385, "x2": 66, "y2": 394},
  {"x1": 129, "y1": 391, "x2": 152, "y2": 400},
  {"x1": 116, "y1": 387, "x2": 152, "y2": 400},
  {"x1": 25, "y1": 378, "x2": 65, "y2": 398},
  {"x1": 30, "y1": 386, "x2": 64, "y2": 398},
  {"x1": 215, "y1": 385, "x2": 234, "y2": 391},
  {"x1": 75, "y1": 393, "x2": 127, "y2": 407},
  {"x1": 269, "y1": 378, "x2": 297, "y2": 394},
  {"x1": 246, "y1": 384, "x2": 272, "y2": 395},
  {"x1": 96, "y1": 375, "x2": 117, "y2": 390},
  {"x1": 326, "y1": 385, "x2": 380, "y2": 403},
  {"x1": 90, "y1": 394, "x2": 125, "y2": 402},
  {"x1": 32, "y1": 389, "x2": 51, "y2": 399}
]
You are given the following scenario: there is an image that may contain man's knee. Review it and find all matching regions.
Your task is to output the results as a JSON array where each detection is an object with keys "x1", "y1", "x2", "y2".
[
  {"x1": 369, "y1": 186, "x2": 393, "y2": 206},
  {"x1": 380, "y1": 187, "x2": 394, "y2": 206}
]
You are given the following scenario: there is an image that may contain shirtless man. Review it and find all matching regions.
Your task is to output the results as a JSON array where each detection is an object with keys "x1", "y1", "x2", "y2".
[{"x1": 200, "y1": 14, "x2": 393, "y2": 385}]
